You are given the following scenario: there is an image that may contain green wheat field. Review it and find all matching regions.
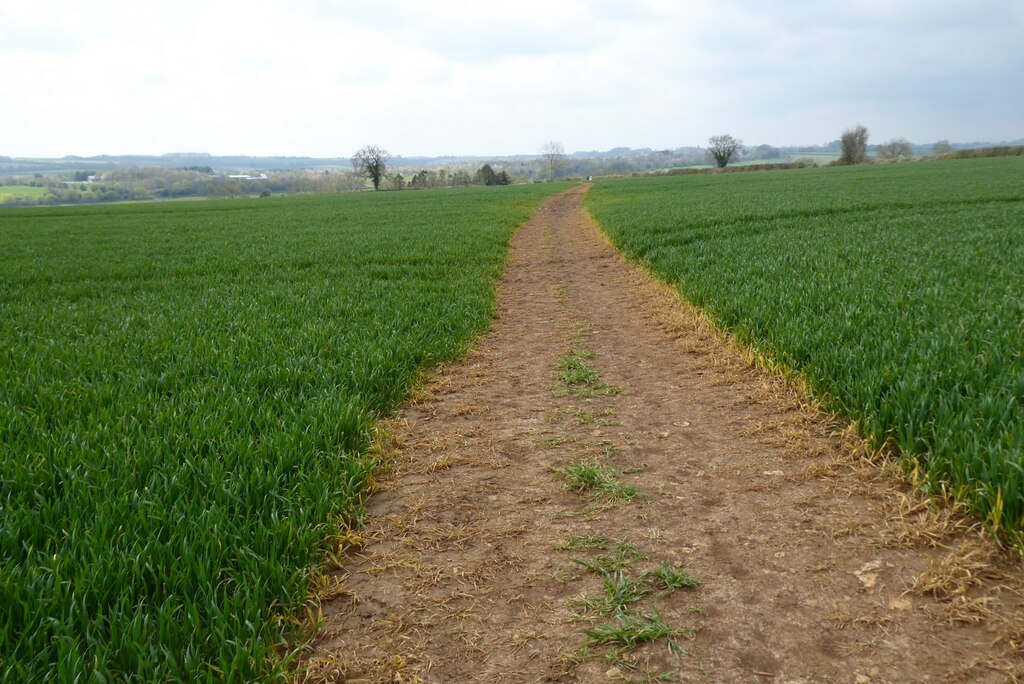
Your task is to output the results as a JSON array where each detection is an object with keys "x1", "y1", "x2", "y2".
[
  {"x1": 586, "y1": 157, "x2": 1024, "y2": 541},
  {"x1": 0, "y1": 184, "x2": 566, "y2": 680}
]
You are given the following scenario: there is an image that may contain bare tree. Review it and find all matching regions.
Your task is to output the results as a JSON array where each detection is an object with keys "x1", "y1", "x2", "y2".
[
  {"x1": 877, "y1": 138, "x2": 913, "y2": 160},
  {"x1": 932, "y1": 139, "x2": 952, "y2": 156},
  {"x1": 707, "y1": 134, "x2": 742, "y2": 168},
  {"x1": 352, "y1": 145, "x2": 389, "y2": 191},
  {"x1": 839, "y1": 125, "x2": 869, "y2": 165},
  {"x1": 540, "y1": 141, "x2": 565, "y2": 180}
]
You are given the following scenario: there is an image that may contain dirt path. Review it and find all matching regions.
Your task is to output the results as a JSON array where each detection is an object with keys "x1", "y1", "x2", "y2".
[{"x1": 302, "y1": 187, "x2": 1024, "y2": 683}]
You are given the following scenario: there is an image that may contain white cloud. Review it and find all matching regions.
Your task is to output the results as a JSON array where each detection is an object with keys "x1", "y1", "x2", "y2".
[{"x1": 0, "y1": 0, "x2": 1021, "y2": 157}]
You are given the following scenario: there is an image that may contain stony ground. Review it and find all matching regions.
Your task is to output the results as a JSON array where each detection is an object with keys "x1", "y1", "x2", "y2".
[{"x1": 300, "y1": 187, "x2": 1024, "y2": 683}]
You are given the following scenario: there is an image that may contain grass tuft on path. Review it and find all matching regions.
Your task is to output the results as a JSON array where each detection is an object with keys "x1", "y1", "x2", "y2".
[{"x1": 559, "y1": 459, "x2": 641, "y2": 501}]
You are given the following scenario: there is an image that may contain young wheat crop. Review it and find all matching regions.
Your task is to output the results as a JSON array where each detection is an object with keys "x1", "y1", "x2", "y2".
[
  {"x1": 0, "y1": 184, "x2": 566, "y2": 680},
  {"x1": 586, "y1": 157, "x2": 1024, "y2": 540}
]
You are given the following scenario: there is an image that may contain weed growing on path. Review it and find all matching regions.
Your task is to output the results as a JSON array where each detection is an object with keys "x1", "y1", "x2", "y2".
[
  {"x1": 559, "y1": 458, "x2": 641, "y2": 501},
  {"x1": 584, "y1": 610, "x2": 692, "y2": 656},
  {"x1": 643, "y1": 563, "x2": 701, "y2": 592},
  {"x1": 537, "y1": 435, "x2": 574, "y2": 449},
  {"x1": 555, "y1": 349, "x2": 621, "y2": 397},
  {"x1": 573, "y1": 540, "x2": 649, "y2": 573},
  {"x1": 546, "y1": 327, "x2": 697, "y2": 681},
  {"x1": 570, "y1": 320, "x2": 594, "y2": 339},
  {"x1": 571, "y1": 571, "x2": 651, "y2": 617},
  {"x1": 555, "y1": 535, "x2": 610, "y2": 551},
  {"x1": 559, "y1": 350, "x2": 600, "y2": 385}
]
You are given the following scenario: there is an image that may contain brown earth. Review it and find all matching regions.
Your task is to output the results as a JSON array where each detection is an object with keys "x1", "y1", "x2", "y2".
[{"x1": 299, "y1": 186, "x2": 1024, "y2": 683}]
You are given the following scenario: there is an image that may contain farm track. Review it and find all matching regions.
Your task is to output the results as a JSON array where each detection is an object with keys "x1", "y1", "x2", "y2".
[{"x1": 302, "y1": 187, "x2": 1024, "y2": 683}]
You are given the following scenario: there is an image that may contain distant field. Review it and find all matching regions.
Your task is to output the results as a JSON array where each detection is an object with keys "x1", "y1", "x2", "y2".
[
  {"x1": 0, "y1": 185, "x2": 47, "y2": 200},
  {"x1": 789, "y1": 152, "x2": 840, "y2": 163},
  {"x1": 0, "y1": 184, "x2": 567, "y2": 680},
  {"x1": 586, "y1": 158, "x2": 1024, "y2": 538}
]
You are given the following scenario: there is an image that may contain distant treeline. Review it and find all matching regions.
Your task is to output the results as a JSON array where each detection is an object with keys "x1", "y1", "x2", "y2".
[
  {"x1": 4, "y1": 144, "x2": 1024, "y2": 207},
  {"x1": 3, "y1": 139, "x2": 1022, "y2": 177},
  {"x1": 0, "y1": 163, "x2": 517, "y2": 207},
  {"x1": 390, "y1": 164, "x2": 511, "y2": 190},
  {"x1": 631, "y1": 145, "x2": 1024, "y2": 180},
  {"x1": 943, "y1": 145, "x2": 1024, "y2": 159}
]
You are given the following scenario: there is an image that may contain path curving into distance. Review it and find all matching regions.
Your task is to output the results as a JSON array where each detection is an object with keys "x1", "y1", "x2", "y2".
[{"x1": 300, "y1": 187, "x2": 1023, "y2": 683}]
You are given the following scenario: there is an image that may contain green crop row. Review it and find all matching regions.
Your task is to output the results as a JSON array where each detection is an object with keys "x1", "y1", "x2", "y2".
[
  {"x1": 585, "y1": 158, "x2": 1024, "y2": 540},
  {"x1": 0, "y1": 184, "x2": 567, "y2": 681}
]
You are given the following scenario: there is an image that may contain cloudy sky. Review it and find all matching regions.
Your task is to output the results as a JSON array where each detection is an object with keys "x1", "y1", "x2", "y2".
[{"x1": 2, "y1": 0, "x2": 1022, "y2": 157}]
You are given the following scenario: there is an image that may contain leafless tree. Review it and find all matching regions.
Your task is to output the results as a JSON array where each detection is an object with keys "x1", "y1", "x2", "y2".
[
  {"x1": 839, "y1": 125, "x2": 869, "y2": 164},
  {"x1": 707, "y1": 134, "x2": 742, "y2": 168},
  {"x1": 352, "y1": 145, "x2": 389, "y2": 191},
  {"x1": 932, "y1": 139, "x2": 952, "y2": 156},
  {"x1": 540, "y1": 141, "x2": 566, "y2": 180},
  {"x1": 877, "y1": 138, "x2": 913, "y2": 160}
]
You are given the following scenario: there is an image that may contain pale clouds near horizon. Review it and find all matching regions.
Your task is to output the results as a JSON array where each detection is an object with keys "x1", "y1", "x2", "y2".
[{"x1": 1, "y1": 0, "x2": 1021, "y2": 157}]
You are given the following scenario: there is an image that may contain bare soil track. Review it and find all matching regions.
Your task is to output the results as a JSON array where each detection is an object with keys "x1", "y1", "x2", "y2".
[{"x1": 301, "y1": 187, "x2": 1024, "y2": 683}]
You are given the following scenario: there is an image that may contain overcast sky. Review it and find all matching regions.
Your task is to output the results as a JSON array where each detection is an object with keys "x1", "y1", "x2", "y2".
[{"x1": 2, "y1": 0, "x2": 1022, "y2": 158}]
